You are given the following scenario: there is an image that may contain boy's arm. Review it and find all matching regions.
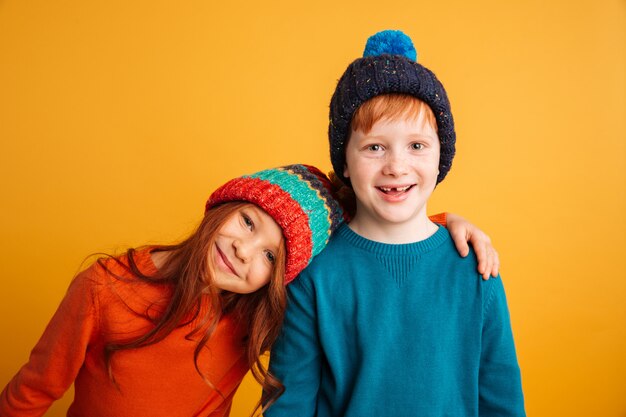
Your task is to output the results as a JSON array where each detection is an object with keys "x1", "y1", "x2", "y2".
[
  {"x1": 266, "y1": 275, "x2": 321, "y2": 417},
  {"x1": 479, "y1": 277, "x2": 526, "y2": 417},
  {"x1": 430, "y1": 212, "x2": 500, "y2": 280}
]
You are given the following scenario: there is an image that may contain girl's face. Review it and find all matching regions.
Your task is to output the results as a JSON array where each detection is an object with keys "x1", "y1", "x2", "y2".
[{"x1": 211, "y1": 204, "x2": 283, "y2": 294}]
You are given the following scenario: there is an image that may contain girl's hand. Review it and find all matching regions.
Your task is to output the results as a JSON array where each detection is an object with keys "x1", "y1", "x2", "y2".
[{"x1": 446, "y1": 213, "x2": 500, "y2": 280}]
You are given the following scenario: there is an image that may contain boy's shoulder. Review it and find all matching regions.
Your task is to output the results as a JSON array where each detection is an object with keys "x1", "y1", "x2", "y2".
[{"x1": 302, "y1": 224, "x2": 482, "y2": 281}]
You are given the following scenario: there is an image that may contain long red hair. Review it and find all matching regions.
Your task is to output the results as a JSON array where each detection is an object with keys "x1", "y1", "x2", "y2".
[{"x1": 100, "y1": 201, "x2": 287, "y2": 416}]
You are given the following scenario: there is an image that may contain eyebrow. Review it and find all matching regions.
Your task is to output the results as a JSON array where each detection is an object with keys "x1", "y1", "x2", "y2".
[{"x1": 407, "y1": 133, "x2": 437, "y2": 141}]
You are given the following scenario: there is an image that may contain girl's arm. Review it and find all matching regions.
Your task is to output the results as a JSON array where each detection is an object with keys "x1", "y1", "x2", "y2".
[
  {"x1": 429, "y1": 213, "x2": 500, "y2": 280},
  {"x1": 0, "y1": 267, "x2": 99, "y2": 417}
]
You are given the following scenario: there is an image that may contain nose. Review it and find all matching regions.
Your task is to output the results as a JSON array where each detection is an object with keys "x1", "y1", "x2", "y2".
[
  {"x1": 233, "y1": 238, "x2": 252, "y2": 263},
  {"x1": 233, "y1": 236, "x2": 262, "y2": 263},
  {"x1": 382, "y1": 149, "x2": 409, "y2": 177}
]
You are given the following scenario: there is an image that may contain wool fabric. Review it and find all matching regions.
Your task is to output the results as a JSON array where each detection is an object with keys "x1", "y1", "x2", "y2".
[
  {"x1": 329, "y1": 29, "x2": 456, "y2": 185},
  {"x1": 206, "y1": 164, "x2": 345, "y2": 284},
  {"x1": 0, "y1": 250, "x2": 248, "y2": 417},
  {"x1": 267, "y1": 224, "x2": 525, "y2": 417}
]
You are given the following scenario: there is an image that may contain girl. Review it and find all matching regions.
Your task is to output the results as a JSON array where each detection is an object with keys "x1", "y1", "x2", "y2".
[{"x1": 0, "y1": 164, "x2": 497, "y2": 417}]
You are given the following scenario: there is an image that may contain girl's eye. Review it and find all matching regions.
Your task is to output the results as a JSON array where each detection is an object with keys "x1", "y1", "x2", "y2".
[
  {"x1": 367, "y1": 144, "x2": 382, "y2": 152},
  {"x1": 242, "y1": 214, "x2": 254, "y2": 230},
  {"x1": 411, "y1": 143, "x2": 424, "y2": 150},
  {"x1": 265, "y1": 250, "x2": 276, "y2": 264}
]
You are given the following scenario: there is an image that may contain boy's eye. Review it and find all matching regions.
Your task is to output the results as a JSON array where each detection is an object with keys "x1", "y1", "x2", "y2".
[
  {"x1": 367, "y1": 144, "x2": 382, "y2": 152},
  {"x1": 411, "y1": 143, "x2": 424, "y2": 150},
  {"x1": 265, "y1": 250, "x2": 276, "y2": 264}
]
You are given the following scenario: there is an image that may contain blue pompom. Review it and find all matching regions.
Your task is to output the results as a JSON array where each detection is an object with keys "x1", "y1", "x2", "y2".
[{"x1": 363, "y1": 30, "x2": 417, "y2": 62}]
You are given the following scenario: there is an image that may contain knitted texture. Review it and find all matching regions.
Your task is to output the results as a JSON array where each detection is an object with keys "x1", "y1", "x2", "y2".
[
  {"x1": 267, "y1": 225, "x2": 526, "y2": 417},
  {"x1": 206, "y1": 164, "x2": 345, "y2": 284},
  {"x1": 363, "y1": 29, "x2": 417, "y2": 61},
  {"x1": 0, "y1": 250, "x2": 250, "y2": 417},
  {"x1": 329, "y1": 29, "x2": 456, "y2": 185}
]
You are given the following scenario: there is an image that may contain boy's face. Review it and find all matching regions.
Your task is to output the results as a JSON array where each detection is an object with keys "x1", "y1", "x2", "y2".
[{"x1": 343, "y1": 113, "x2": 440, "y2": 232}]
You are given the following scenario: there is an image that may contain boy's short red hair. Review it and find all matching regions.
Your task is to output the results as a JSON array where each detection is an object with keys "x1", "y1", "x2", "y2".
[{"x1": 350, "y1": 93, "x2": 438, "y2": 135}]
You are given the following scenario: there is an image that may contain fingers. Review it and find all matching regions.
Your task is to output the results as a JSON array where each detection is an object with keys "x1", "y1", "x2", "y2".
[
  {"x1": 469, "y1": 232, "x2": 498, "y2": 280},
  {"x1": 445, "y1": 214, "x2": 501, "y2": 279},
  {"x1": 478, "y1": 245, "x2": 500, "y2": 280},
  {"x1": 491, "y1": 249, "x2": 500, "y2": 278},
  {"x1": 473, "y1": 239, "x2": 491, "y2": 280},
  {"x1": 451, "y1": 230, "x2": 470, "y2": 258}
]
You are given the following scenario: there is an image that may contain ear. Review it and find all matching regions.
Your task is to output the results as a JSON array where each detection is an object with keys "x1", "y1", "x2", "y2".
[{"x1": 343, "y1": 163, "x2": 350, "y2": 179}]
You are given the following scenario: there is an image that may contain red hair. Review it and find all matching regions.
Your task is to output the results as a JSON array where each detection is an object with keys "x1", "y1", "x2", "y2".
[
  {"x1": 350, "y1": 93, "x2": 438, "y2": 134},
  {"x1": 100, "y1": 201, "x2": 287, "y2": 416},
  {"x1": 332, "y1": 94, "x2": 440, "y2": 218}
]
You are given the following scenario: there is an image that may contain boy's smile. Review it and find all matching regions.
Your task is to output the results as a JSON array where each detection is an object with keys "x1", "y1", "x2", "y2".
[
  {"x1": 343, "y1": 114, "x2": 440, "y2": 243},
  {"x1": 376, "y1": 184, "x2": 415, "y2": 201}
]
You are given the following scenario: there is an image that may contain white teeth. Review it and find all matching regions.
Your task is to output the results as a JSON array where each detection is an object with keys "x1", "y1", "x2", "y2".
[{"x1": 379, "y1": 185, "x2": 411, "y2": 192}]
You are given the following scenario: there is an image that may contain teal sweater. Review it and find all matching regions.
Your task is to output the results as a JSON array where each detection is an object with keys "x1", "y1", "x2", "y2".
[{"x1": 267, "y1": 224, "x2": 525, "y2": 417}]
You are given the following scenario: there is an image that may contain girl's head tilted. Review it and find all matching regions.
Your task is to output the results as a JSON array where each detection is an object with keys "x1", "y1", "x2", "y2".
[
  {"x1": 101, "y1": 165, "x2": 344, "y2": 413},
  {"x1": 206, "y1": 164, "x2": 345, "y2": 289},
  {"x1": 189, "y1": 201, "x2": 285, "y2": 295},
  {"x1": 212, "y1": 203, "x2": 284, "y2": 293}
]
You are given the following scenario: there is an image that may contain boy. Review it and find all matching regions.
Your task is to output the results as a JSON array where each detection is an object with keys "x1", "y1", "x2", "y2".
[{"x1": 265, "y1": 30, "x2": 525, "y2": 416}]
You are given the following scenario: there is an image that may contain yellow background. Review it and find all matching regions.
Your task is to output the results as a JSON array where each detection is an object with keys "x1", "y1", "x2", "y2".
[{"x1": 1, "y1": 1, "x2": 624, "y2": 416}]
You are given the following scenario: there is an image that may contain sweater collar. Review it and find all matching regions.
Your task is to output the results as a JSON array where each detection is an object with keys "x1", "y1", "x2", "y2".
[{"x1": 336, "y1": 222, "x2": 449, "y2": 256}]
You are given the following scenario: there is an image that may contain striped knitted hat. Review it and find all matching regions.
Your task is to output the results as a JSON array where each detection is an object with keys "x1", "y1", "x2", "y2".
[
  {"x1": 206, "y1": 164, "x2": 345, "y2": 284},
  {"x1": 329, "y1": 29, "x2": 456, "y2": 185}
]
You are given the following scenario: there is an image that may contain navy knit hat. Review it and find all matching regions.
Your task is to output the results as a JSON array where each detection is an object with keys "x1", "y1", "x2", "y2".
[
  {"x1": 206, "y1": 164, "x2": 346, "y2": 284},
  {"x1": 329, "y1": 30, "x2": 456, "y2": 185}
]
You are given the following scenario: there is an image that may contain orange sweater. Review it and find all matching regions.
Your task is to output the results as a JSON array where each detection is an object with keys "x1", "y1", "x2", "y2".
[{"x1": 0, "y1": 249, "x2": 250, "y2": 417}]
